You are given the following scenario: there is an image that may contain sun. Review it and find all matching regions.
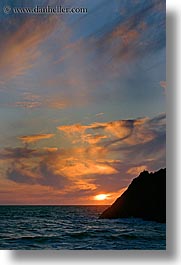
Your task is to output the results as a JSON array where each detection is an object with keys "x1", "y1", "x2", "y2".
[{"x1": 94, "y1": 194, "x2": 108, "y2": 201}]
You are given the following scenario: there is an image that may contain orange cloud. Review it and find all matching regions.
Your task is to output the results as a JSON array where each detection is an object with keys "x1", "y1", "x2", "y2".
[
  {"x1": 103, "y1": 120, "x2": 133, "y2": 139},
  {"x1": 112, "y1": 27, "x2": 140, "y2": 45},
  {"x1": 81, "y1": 134, "x2": 107, "y2": 144},
  {"x1": 58, "y1": 123, "x2": 88, "y2": 135},
  {"x1": 57, "y1": 114, "x2": 165, "y2": 177},
  {"x1": 57, "y1": 116, "x2": 164, "y2": 151},
  {"x1": 57, "y1": 118, "x2": 150, "y2": 146},
  {"x1": 0, "y1": 17, "x2": 57, "y2": 83},
  {"x1": 39, "y1": 144, "x2": 116, "y2": 185},
  {"x1": 57, "y1": 120, "x2": 133, "y2": 145},
  {"x1": 2, "y1": 144, "x2": 118, "y2": 196},
  {"x1": 43, "y1": 147, "x2": 58, "y2": 152},
  {"x1": 0, "y1": 113, "x2": 165, "y2": 204},
  {"x1": 57, "y1": 123, "x2": 105, "y2": 144},
  {"x1": 127, "y1": 165, "x2": 147, "y2": 176},
  {"x1": 11, "y1": 91, "x2": 68, "y2": 109},
  {"x1": 18, "y1": 134, "x2": 55, "y2": 144},
  {"x1": 54, "y1": 158, "x2": 117, "y2": 178}
]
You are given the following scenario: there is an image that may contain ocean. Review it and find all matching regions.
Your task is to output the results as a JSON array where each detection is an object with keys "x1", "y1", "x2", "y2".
[{"x1": 0, "y1": 206, "x2": 166, "y2": 250}]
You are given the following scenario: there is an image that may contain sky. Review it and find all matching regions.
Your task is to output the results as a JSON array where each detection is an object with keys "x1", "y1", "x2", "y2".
[{"x1": 0, "y1": 0, "x2": 166, "y2": 205}]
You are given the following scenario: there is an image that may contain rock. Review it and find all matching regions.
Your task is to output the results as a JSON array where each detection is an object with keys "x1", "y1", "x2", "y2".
[{"x1": 100, "y1": 168, "x2": 166, "y2": 223}]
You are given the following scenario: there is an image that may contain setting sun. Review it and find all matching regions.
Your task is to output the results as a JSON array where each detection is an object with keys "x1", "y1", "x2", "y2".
[{"x1": 94, "y1": 194, "x2": 108, "y2": 201}]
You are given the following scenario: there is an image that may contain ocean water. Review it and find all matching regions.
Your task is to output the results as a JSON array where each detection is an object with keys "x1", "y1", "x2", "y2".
[{"x1": 0, "y1": 206, "x2": 166, "y2": 250}]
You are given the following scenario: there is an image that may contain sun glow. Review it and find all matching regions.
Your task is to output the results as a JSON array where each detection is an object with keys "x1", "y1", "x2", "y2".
[{"x1": 94, "y1": 194, "x2": 108, "y2": 201}]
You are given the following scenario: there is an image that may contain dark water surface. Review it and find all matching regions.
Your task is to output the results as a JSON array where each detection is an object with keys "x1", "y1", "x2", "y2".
[{"x1": 0, "y1": 206, "x2": 166, "y2": 250}]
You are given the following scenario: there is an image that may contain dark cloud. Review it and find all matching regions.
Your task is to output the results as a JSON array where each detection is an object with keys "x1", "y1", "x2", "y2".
[
  {"x1": 0, "y1": 147, "x2": 36, "y2": 160},
  {"x1": 37, "y1": 162, "x2": 69, "y2": 189},
  {"x1": 7, "y1": 160, "x2": 70, "y2": 189},
  {"x1": 148, "y1": 112, "x2": 166, "y2": 125},
  {"x1": 7, "y1": 168, "x2": 37, "y2": 185},
  {"x1": 106, "y1": 113, "x2": 165, "y2": 149}
]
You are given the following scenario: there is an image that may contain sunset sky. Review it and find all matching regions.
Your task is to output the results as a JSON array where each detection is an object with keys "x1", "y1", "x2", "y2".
[{"x1": 0, "y1": 0, "x2": 166, "y2": 205}]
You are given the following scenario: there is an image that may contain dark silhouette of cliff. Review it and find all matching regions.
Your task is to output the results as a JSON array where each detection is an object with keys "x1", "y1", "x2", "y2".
[{"x1": 100, "y1": 168, "x2": 166, "y2": 223}]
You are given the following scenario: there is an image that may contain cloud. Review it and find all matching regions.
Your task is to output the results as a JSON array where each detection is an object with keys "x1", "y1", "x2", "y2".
[
  {"x1": 98, "y1": 0, "x2": 165, "y2": 62},
  {"x1": 0, "y1": 147, "x2": 37, "y2": 160},
  {"x1": 160, "y1": 81, "x2": 167, "y2": 90},
  {"x1": 1, "y1": 112, "x2": 165, "y2": 203},
  {"x1": 43, "y1": 147, "x2": 58, "y2": 152},
  {"x1": 127, "y1": 165, "x2": 147, "y2": 176},
  {"x1": 57, "y1": 119, "x2": 135, "y2": 145},
  {"x1": 11, "y1": 98, "x2": 67, "y2": 110},
  {"x1": 57, "y1": 113, "x2": 166, "y2": 179},
  {"x1": 12, "y1": 101, "x2": 42, "y2": 109},
  {"x1": 2, "y1": 144, "x2": 116, "y2": 192},
  {"x1": 0, "y1": 1, "x2": 166, "y2": 205},
  {"x1": 7, "y1": 161, "x2": 69, "y2": 189},
  {"x1": 58, "y1": 123, "x2": 90, "y2": 136},
  {"x1": 0, "y1": 0, "x2": 165, "y2": 113},
  {"x1": 102, "y1": 120, "x2": 134, "y2": 139},
  {"x1": 95, "y1": 112, "x2": 104, "y2": 116},
  {"x1": 8, "y1": 168, "x2": 37, "y2": 185},
  {"x1": 18, "y1": 134, "x2": 55, "y2": 144},
  {"x1": 57, "y1": 114, "x2": 164, "y2": 148},
  {"x1": 9, "y1": 92, "x2": 69, "y2": 110},
  {"x1": 81, "y1": 134, "x2": 107, "y2": 145},
  {"x1": 55, "y1": 157, "x2": 118, "y2": 178},
  {"x1": 38, "y1": 162, "x2": 70, "y2": 189},
  {"x1": 0, "y1": 16, "x2": 57, "y2": 83}
]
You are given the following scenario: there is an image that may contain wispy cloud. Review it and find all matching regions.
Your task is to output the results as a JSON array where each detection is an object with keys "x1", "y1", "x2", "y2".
[
  {"x1": 98, "y1": 0, "x2": 165, "y2": 62},
  {"x1": 127, "y1": 165, "x2": 147, "y2": 175},
  {"x1": 57, "y1": 114, "x2": 164, "y2": 147},
  {"x1": 18, "y1": 134, "x2": 55, "y2": 144},
  {"x1": 0, "y1": 16, "x2": 57, "y2": 83},
  {"x1": 0, "y1": 0, "x2": 166, "y2": 204},
  {"x1": 0, "y1": 113, "x2": 165, "y2": 204},
  {"x1": 95, "y1": 112, "x2": 104, "y2": 116},
  {"x1": 8, "y1": 92, "x2": 68, "y2": 110}
]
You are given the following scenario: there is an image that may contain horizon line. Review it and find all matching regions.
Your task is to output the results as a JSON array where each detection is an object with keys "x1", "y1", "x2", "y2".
[{"x1": 0, "y1": 204, "x2": 110, "y2": 206}]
